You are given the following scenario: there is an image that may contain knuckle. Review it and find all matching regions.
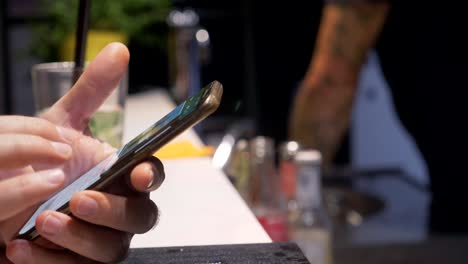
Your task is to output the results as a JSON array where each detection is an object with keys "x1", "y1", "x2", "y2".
[
  {"x1": 106, "y1": 195, "x2": 126, "y2": 226},
  {"x1": 13, "y1": 176, "x2": 31, "y2": 205},
  {"x1": 17, "y1": 175, "x2": 31, "y2": 191},
  {"x1": 10, "y1": 135, "x2": 28, "y2": 157}
]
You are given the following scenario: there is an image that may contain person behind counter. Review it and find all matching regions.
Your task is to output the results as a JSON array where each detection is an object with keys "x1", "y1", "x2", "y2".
[
  {"x1": 0, "y1": 43, "x2": 165, "y2": 263},
  {"x1": 289, "y1": 0, "x2": 468, "y2": 233}
]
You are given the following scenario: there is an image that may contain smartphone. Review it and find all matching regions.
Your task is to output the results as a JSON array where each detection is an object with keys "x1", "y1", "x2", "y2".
[{"x1": 16, "y1": 80, "x2": 223, "y2": 241}]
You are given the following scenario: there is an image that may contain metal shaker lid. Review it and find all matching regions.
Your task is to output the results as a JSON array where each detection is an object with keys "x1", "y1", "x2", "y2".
[{"x1": 294, "y1": 149, "x2": 322, "y2": 164}]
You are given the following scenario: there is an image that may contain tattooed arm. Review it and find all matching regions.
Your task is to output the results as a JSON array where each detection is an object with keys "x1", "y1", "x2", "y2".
[{"x1": 289, "y1": 1, "x2": 389, "y2": 168}]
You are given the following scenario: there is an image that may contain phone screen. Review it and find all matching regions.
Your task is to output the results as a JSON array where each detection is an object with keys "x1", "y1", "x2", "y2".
[{"x1": 17, "y1": 82, "x2": 220, "y2": 239}]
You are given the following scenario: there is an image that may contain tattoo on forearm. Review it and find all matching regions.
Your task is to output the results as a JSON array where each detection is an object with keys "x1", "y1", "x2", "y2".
[
  {"x1": 291, "y1": 3, "x2": 388, "y2": 166},
  {"x1": 316, "y1": 3, "x2": 389, "y2": 70},
  {"x1": 321, "y1": 74, "x2": 334, "y2": 88},
  {"x1": 290, "y1": 75, "x2": 355, "y2": 166}
]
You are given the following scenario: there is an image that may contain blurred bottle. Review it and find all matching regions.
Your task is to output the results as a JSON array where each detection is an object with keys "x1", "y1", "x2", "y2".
[
  {"x1": 225, "y1": 139, "x2": 251, "y2": 201},
  {"x1": 278, "y1": 141, "x2": 301, "y2": 213},
  {"x1": 288, "y1": 150, "x2": 333, "y2": 264},
  {"x1": 167, "y1": 9, "x2": 211, "y2": 103},
  {"x1": 249, "y1": 136, "x2": 288, "y2": 242}
]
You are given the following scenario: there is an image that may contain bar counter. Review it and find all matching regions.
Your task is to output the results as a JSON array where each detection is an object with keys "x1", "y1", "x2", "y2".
[{"x1": 122, "y1": 88, "x2": 271, "y2": 248}]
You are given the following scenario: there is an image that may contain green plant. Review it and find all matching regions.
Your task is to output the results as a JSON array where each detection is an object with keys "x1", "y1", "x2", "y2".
[{"x1": 31, "y1": 0, "x2": 172, "y2": 61}]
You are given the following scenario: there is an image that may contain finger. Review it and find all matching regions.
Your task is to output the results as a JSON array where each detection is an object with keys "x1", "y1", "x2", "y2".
[
  {"x1": 0, "y1": 134, "x2": 72, "y2": 169},
  {"x1": 33, "y1": 237, "x2": 64, "y2": 250},
  {"x1": 42, "y1": 43, "x2": 129, "y2": 131},
  {"x1": 0, "y1": 169, "x2": 64, "y2": 221},
  {"x1": 129, "y1": 156, "x2": 165, "y2": 192},
  {"x1": 0, "y1": 116, "x2": 75, "y2": 144},
  {"x1": 70, "y1": 191, "x2": 159, "y2": 234},
  {"x1": 99, "y1": 155, "x2": 165, "y2": 197},
  {"x1": 0, "y1": 166, "x2": 33, "y2": 181},
  {"x1": 6, "y1": 240, "x2": 93, "y2": 264},
  {"x1": 35, "y1": 211, "x2": 131, "y2": 263}
]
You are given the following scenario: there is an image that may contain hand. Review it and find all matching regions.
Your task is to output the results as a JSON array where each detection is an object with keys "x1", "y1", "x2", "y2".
[{"x1": 0, "y1": 43, "x2": 165, "y2": 263}]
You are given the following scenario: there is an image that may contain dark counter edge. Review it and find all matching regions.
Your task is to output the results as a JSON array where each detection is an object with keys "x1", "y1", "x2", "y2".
[
  {"x1": 333, "y1": 235, "x2": 468, "y2": 264},
  {"x1": 124, "y1": 242, "x2": 310, "y2": 264}
]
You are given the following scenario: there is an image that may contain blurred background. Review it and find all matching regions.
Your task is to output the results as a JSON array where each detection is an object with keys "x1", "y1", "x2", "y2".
[{"x1": 0, "y1": 0, "x2": 437, "y2": 253}]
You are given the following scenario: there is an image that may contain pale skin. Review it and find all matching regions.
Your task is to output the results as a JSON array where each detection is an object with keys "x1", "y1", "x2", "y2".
[
  {"x1": 289, "y1": 2, "x2": 390, "y2": 168},
  {"x1": 0, "y1": 43, "x2": 165, "y2": 263}
]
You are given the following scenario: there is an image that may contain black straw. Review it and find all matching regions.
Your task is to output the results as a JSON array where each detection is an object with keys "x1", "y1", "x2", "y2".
[{"x1": 72, "y1": 0, "x2": 91, "y2": 84}]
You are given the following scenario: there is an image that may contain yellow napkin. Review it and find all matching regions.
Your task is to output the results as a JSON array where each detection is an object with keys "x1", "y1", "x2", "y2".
[{"x1": 153, "y1": 139, "x2": 215, "y2": 159}]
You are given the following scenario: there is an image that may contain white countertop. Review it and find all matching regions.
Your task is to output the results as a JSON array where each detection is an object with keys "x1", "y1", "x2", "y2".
[{"x1": 123, "y1": 89, "x2": 271, "y2": 248}]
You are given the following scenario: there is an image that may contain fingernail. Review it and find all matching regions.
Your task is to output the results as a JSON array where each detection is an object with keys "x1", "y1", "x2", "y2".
[
  {"x1": 76, "y1": 195, "x2": 98, "y2": 216},
  {"x1": 147, "y1": 161, "x2": 165, "y2": 192},
  {"x1": 45, "y1": 169, "x2": 65, "y2": 185},
  {"x1": 6, "y1": 240, "x2": 31, "y2": 263},
  {"x1": 56, "y1": 126, "x2": 76, "y2": 143},
  {"x1": 146, "y1": 164, "x2": 155, "y2": 189},
  {"x1": 51, "y1": 142, "x2": 72, "y2": 157},
  {"x1": 42, "y1": 214, "x2": 62, "y2": 236}
]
